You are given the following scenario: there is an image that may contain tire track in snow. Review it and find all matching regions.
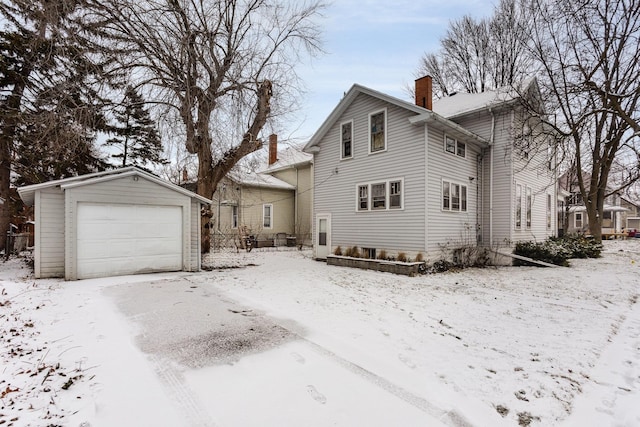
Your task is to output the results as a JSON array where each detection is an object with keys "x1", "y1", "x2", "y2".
[
  {"x1": 149, "y1": 354, "x2": 217, "y2": 427},
  {"x1": 299, "y1": 337, "x2": 473, "y2": 427}
]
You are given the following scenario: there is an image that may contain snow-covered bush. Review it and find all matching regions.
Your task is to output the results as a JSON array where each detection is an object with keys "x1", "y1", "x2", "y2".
[
  {"x1": 514, "y1": 240, "x2": 572, "y2": 266},
  {"x1": 550, "y1": 234, "x2": 602, "y2": 259}
]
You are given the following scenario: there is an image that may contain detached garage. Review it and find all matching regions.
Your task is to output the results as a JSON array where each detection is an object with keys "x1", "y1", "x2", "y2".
[{"x1": 18, "y1": 167, "x2": 211, "y2": 280}]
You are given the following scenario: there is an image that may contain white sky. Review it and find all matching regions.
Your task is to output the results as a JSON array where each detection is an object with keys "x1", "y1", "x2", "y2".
[{"x1": 286, "y1": 0, "x2": 496, "y2": 141}]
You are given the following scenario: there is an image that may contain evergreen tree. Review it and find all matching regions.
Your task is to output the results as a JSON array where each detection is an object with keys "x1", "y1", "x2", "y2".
[
  {"x1": 0, "y1": 0, "x2": 114, "y2": 242},
  {"x1": 104, "y1": 86, "x2": 166, "y2": 169}
]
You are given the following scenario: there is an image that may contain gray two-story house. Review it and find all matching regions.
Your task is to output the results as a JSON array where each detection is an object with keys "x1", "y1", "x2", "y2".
[{"x1": 304, "y1": 76, "x2": 557, "y2": 261}]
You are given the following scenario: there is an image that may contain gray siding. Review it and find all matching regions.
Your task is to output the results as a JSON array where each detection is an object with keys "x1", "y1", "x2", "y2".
[
  {"x1": 36, "y1": 188, "x2": 65, "y2": 278},
  {"x1": 313, "y1": 93, "x2": 426, "y2": 255},
  {"x1": 64, "y1": 176, "x2": 192, "y2": 280},
  {"x1": 455, "y1": 108, "x2": 557, "y2": 246},
  {"x1": 425, "y1": 125, "x2": 482, "y2": 253}
]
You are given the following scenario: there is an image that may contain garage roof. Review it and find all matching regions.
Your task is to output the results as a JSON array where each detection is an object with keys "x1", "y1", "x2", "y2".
[{"x1": 18, "y1": 167, "x2": 212, "y2": 206}]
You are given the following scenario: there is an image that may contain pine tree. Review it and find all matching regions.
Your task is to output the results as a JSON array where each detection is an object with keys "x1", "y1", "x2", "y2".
[{"x1": 105, "y1": 86, "x2": 166, "y2": 169}]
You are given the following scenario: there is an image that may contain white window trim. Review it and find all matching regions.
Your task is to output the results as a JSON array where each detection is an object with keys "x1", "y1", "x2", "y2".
[
  {"x1": 231, "y1": 205, "x2": 238, "y2": 229},
  {"x1": 575, "y1": 212, "x2": 583, "y2": 229},
  {"x1": 515, "y1": 183, "x2": 522, "y2": 230},
  {"x1": 368, "y1": 108, "x2": 387, "y2": 154},
  {"x1": 546, "y1": 194, "x2": 552, "y2": 229},
  {"x1": 355, "y1": 177, "x2": 404, "y2": 212},
  {"x1": 340, "y1": 119, "x2": 354, "y2": 160},
  {"x1": 263, "y1": 203, "x2": 273, "y2": 229},
  {"x1": 441, "y1": 179, "x2": 468, "y2": 212},
  {"x1": 444, "y1": 134, "x2": 466, "y2": 158},
  {"x1": 526, "y1": 186, "x2": 532, "y2": 229}
]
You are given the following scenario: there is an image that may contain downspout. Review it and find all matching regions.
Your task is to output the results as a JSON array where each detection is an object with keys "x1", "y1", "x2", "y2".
[
  {"x1": 424, "y1": 124, "x2": 429, "y2": 254},
  {"x1": 295, "y1": 167, "x2": 299, "y2": 234},
  {"x1": 476, "y1": 153, "x2": 482, "y2": 244},
  {"x1": 489, "y1": 109, "x2": 496, "y2": 245}
]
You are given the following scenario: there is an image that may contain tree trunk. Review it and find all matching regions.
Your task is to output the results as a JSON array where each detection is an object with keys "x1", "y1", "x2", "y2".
[
  {"x1": 192, "y1": 80, "x2": 272, "y2": 253},
  {"x1": 0, "y1": 81, "x2": 29, "y2": 252}
]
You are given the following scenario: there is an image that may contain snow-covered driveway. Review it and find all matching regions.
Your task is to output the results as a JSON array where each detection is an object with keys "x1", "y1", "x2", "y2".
[{"x1": 1, "y1": 240, "x2": 639, "y2": 426}]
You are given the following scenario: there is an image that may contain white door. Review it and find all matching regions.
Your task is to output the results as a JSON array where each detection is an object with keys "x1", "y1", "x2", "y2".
[
  {"x1": 315, "y1": 214, "x2": 331, "y2": 259},
  {"x1": 76, "y1": 203, "x2": 183, "y2": 279}
]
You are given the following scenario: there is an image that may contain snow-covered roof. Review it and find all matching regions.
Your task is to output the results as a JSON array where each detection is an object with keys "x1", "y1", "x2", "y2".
[
  {"x1": 432, "y1": 78, "x2": 538, "y2": 119},
  {"x1": 18, "y1": 166, "x2": 212, "y2": 206},
  {"x1": 432, "y1": 89, "x2": 517, "y2": 118},
  {"x1": 568, "y1": 205, "x2": 629, "y2": 213},
  {"x1": 231, "y1": 172, "x2": 295, "y2": 190},
  {"x1": 262, "y1": 146, "x2": 312, "y2": 173}
]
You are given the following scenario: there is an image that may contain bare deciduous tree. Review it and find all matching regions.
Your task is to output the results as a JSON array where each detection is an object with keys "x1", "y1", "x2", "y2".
[
  {"x1": 415, "y1": 0, "x2": 532, "y2": 98},
  {"x1": 527, "y1": 0, "x2": 640, "y2": 240},
  {"x1": 90, "y1": 0, "x2": 324, "y2": 252}
]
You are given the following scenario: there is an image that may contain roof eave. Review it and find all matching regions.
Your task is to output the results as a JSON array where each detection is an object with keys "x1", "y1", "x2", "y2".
[{"x1": 409, "y1": 112, "x2": 490, "y2": 147}]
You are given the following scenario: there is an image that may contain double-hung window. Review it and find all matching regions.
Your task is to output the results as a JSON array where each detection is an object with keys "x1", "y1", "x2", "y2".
[
  {"x1": 444, "y1": 135, "x2": 465, "y2": 158},
  {"x1": 358, "y1": 185, "x2": 368, "y2": 211},
  {"x1": 369, "y1": 109, "x2": 386, "y2": 153},
  {"x1": 515, "y1": 184, "x2": 522, "y2": 229},
  {"x1": 356, "y1": 178, "x2": 403, "y2": 211},
  {"x1": 546, "y1": 194, "x2": 551, "y2": 229},
  {"x1": 442, "y1": 180, "x2": 467, "y2": 212},
  {"x1": 263, "y1": 204, "x2": 272, "y2": 229},
  {"x1": 371, "y1": 183, "x2": 386, "y2": 209},
  {"x1": 526, "y1": 187, "x2": 532, "y2": 229},
  {"x1": 389, "y1": 181, "x2": 402, "y2": 209},
  {"x1": 231, "y1": 205, "x2": 238, "y2": 229},
  {"x1": 341, "y1": 120, "x2": 353, "y2": 159}
]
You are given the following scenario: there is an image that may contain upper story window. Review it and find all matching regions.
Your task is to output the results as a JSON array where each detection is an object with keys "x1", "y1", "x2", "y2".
[
  {"x1": 356, "y1": 178, "x2": 404, "y2": 212},
  {"x1": 341, "y1": 120, "x2": 353, "y2": 159},
  {"x1": 444, "y1": 134, "x2": 465, "y2": 158},
  {"x1": 442, "y1": 180, "x2": 467, "y2": 212},
  {"x1": 369, "y1": 109, "x2": 386, "y2": 153}
]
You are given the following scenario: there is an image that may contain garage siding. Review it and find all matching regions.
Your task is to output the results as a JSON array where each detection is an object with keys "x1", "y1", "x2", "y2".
[
  {"x1": 64, "y1": 176, "x2": 192, "y2": 280},
  {"x1": 36, "y1": 187, "x2": 65, "y2": 278},
  {"x1": 190, "y1": 199, "x2": 201, "y2": 270}
]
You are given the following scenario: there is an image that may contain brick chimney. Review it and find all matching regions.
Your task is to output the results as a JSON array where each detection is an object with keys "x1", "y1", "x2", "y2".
[
  {"x1": 268, "y1": 134, "x2": 278, "y2": 165},
  {"x1": 415, "y1": 75, "x2": 433, "y2": 110}
]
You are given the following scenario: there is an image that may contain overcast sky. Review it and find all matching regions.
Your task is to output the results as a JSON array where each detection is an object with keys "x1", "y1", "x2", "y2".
[{"x1": 284, "y1": 0, "x2": 496, "y2": 143}]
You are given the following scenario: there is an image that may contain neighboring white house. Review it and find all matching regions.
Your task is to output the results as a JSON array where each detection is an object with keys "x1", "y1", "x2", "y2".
[
  {"x1": 558, "y1": 170, "x2": 632, "y2": 236},
  {"x1": 303, "y1": 76, "x2": 557, "y2": 261},
  {"x1": 18, "y1": 167, "x2": 211, "y2": 280}
]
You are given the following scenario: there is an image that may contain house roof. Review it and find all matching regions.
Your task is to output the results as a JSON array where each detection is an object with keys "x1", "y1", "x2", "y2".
[
  {"x1": 262, "y1": 146, "x2": 312, "y2": 173},
  {"x1": 229, "y1": 171, "x2": 295, "y2": 190},
  {"x1": 303, "y1": 83, "x2": 489, "y2": 152},
  {"x1": 432, "y1": 77, "x2": 538, "y2": 119},
  {"x1": 18, "y1": 166, "x2": 212, "y2": 206}
]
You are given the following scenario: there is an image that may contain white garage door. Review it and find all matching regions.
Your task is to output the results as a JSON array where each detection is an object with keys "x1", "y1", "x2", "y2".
[{"x1": 77, "y1": 203, "x2": 183, "y2": 279}]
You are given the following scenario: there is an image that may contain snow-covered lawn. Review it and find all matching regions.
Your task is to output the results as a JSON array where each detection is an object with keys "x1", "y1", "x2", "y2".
[{"x1": 1, "y1": 241, "x2": 639, "y2": 426}]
